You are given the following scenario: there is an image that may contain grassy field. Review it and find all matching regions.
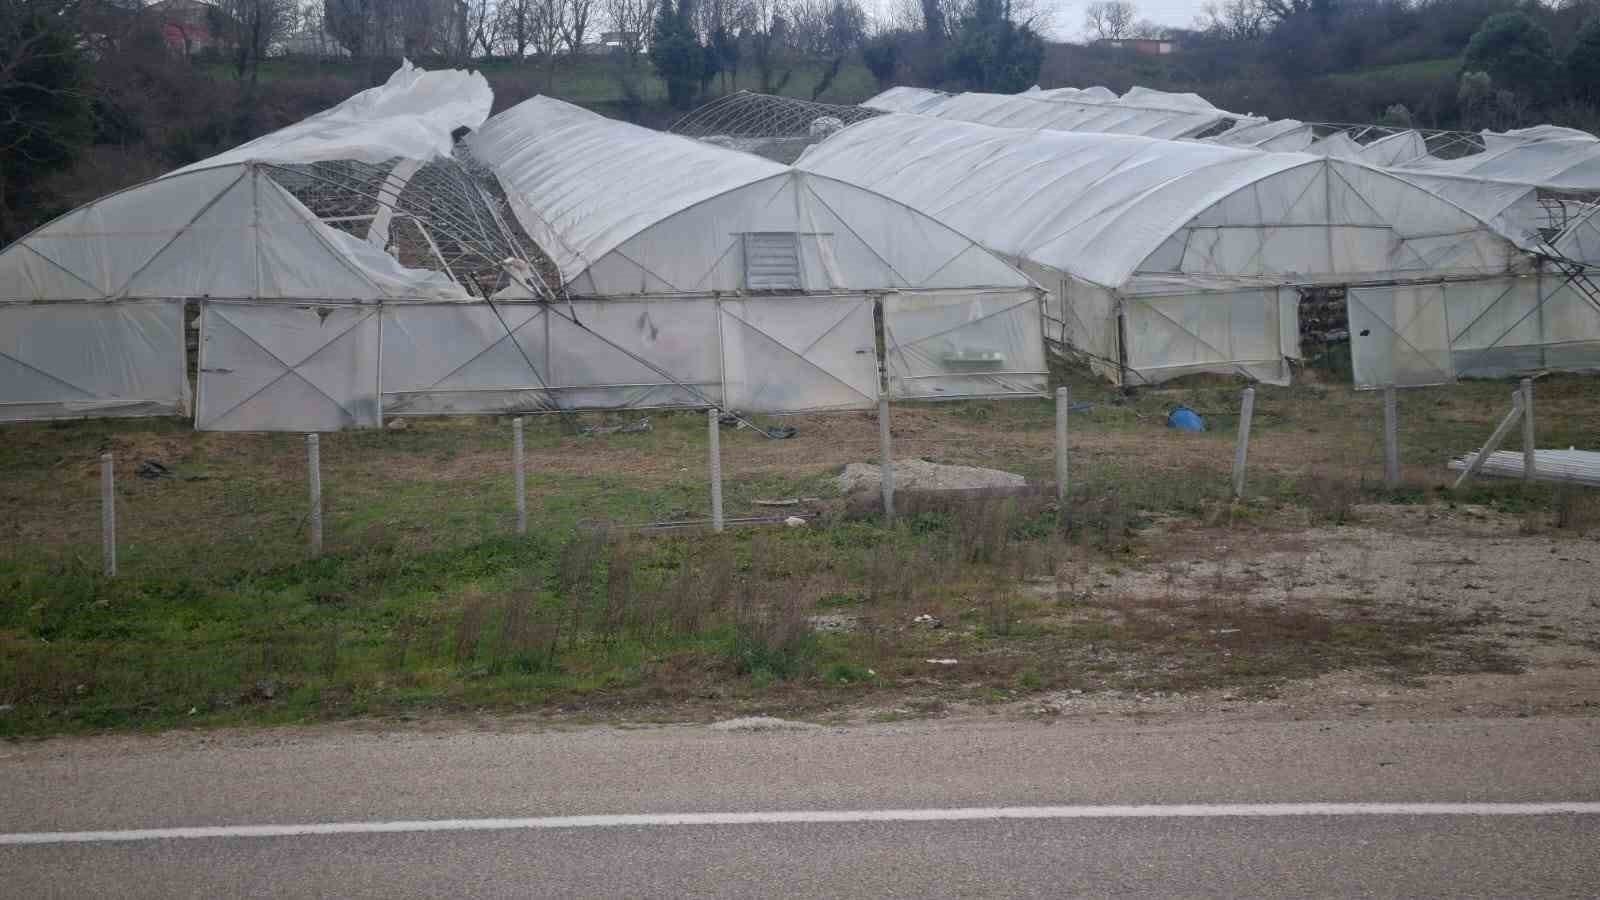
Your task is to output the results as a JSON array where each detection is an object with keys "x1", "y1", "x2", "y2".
[{"x1": 2, "y1": 368, "x2": 1596, "y2": 737}]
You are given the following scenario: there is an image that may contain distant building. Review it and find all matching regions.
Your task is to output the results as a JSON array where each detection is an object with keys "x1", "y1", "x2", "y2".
[
  {"x1": 598, "y1": 30, "x2": 642, "y2": 51},
  {"x1": 150, "y1": 0, "x2": 222, "y2": 57},
  {"x1": 1094, "y1": 38, "x2": 1179, "y2": 55}
]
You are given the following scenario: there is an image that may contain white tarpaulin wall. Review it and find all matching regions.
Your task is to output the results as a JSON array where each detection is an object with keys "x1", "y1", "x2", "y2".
[
  {"x1": 1122, "y1": 287, "x2": 1299, "y2": 385},
  {"x1": 381, "y1": 298, "x2": 722, "y2": 414},
  {"x1": 720, "y1": 296, "x2": 880, "y2": 411},
  {"x1": 0, "y1": 300, "x2": 188, "y2": 421},
  {"x1": 883, "y1": 291, "x2": 1047, "y2": 399},
  {"x1": 201, "y1": 292, "x2": 1040, "y2": 428},
  {"x1": 196, "y1": 303, "x2": 382, "y2": 431},
  {"x1": 1348, "y1": 273, "x2": 1600, "y2": 387}
]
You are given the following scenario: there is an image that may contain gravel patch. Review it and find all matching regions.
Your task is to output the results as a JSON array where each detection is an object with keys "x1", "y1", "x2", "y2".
[
  {"x1": 709, "y1": 717, "x2": 822, "y2": 733},
  {"x1": 836, "y1": 459, "x2": 1025, "y2": 494}
]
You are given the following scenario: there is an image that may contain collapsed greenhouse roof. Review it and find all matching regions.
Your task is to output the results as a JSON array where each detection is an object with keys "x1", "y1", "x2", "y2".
[
  {"x1": 0, "y1": 62, "x2": 498, "y2": 307},
  {"x1": 0, "y1": 74, "x2": 1052, "y2": 429},
  {"x1": 467, "y1": 96, "x2": 1034, "y2": 297}
]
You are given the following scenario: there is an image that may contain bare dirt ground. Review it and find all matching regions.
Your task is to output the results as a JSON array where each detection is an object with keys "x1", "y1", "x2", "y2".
[{"x1": 856, "y1": 502, "x2": 1600, "y2": 729}]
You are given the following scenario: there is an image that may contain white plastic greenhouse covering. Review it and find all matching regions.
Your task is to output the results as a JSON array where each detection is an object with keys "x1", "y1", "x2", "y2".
[
  {"x1": 467, "y1": 96, "x2": 1032, "y2": 296},
  {"x1": 0, "y1": 62, "x2": 489, "y2": 427},
  {"x1": 455, "y1": 96, "x2": 1048, "y2": 407},
  {"x1": 863, "y1": 86, "x2": 1242, "y2": 140},
  {"x1": 799, "y1": 114, "x2": 1530, "y2": 386},
  {"x1": 0, "y1": 79, "x2": 1049, "y2": 430}
]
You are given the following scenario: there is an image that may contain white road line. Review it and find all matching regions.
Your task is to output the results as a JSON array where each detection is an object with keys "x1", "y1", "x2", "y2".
[{"x1": 5, "y1": 803, "x2": 1600, "y2": 846}]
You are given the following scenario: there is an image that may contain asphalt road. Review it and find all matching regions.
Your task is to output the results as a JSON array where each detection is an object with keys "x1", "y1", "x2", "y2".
[{"x1": 4, "y1": 715, "x2": 1599, "y2": 897}]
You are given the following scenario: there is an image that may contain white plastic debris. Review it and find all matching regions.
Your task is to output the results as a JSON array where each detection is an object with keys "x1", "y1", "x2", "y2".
[
  {"x1": 785, "y1": 516, "x2": 807, "y2": 527},
  {"x1": 925, "y1": 658, "x2": 959, "y2": 665}
]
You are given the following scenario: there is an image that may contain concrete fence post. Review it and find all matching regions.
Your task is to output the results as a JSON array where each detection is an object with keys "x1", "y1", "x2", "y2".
[
  {"x1": 1232, "y1": 387, "x2": 1255, "y2": 499},
  {"x1": 878, "y1": 395, "x2": 895, "y2": 523},
  {"x1": 1521, "y1": 378, "x2": 1536, "y2": 482},
  {"x1": 1055, "y1": 386, "x2": 1069, "y2": 516},
  {"x1": 708, "y1": 408, "x2": 724, "y2": 533},
  {"x1": 1383, "y1": 385, "x2": 1400, "y2": 489},
  {"x1": 100, "y1": 453, "x2": 116, "y2": 577},
  {"x1": 307, "y1": 434, "x2": 323, "y2": 557},
  {"x1": 513, "y1": 417, "x2": 527, "y2": 535}
]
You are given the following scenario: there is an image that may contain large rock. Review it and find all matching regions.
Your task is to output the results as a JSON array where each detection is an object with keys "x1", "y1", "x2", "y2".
[{"x1": 836, "y1": 459, "x2": 1026, "y2": 494}]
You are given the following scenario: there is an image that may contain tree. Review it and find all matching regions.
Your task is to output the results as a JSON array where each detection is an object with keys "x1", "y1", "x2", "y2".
[
  {"x1": 0, "y1": 0, "x2": 93, "y2": 243},
  {"x1": 947, "y1": 0, "x2": 1043, "y2": 92},
  {"x1": 213, "y1": 0, "x2": 297, "y2": 90},
  {"x1": 862, "y1": 31, "x2": 899, "y2": 86},
  {"x1": 325, "y1": 0, "x2": 376, "y2": 55},
  {"x1": 564, "y1": 0, "x2": 595, "y2": 51},
  {"x1": 1568, "y1": 17, "x2": 1600, "y2": 104},
  {"x1": 1083, "y1": 0, "x2": 1134, "y2": 40},
  {"x1": 824, "y1": 0, "x2": 864, "y2": 52},
  {"x1": 530, "y1": 0, "x2": 568, "y2": 89},
  {"x1": 1462, "y1": 11, "x2": 1558, "y2": 100},
  {"x1": 650, "y1": 0, "x2": 703, "y2": 109},
  {"x1": 499, "y1": 0, "x2": 536, "y2": 57},
  {"x1": 920, "y1": 0, "x2": 944, "y2": 42},
  {"x1": 1194, "y1": 0, "x2": 1267, "y2": 41},
  {"x1": 1127, "y1": 19, "x2": 1166, "y2": 39},
  {"x1": 603, "y1": 0, "x2": 656, "y2": 63},
  {"x1": 711, "y1": 24, "x2": 739, "y2": 90}
]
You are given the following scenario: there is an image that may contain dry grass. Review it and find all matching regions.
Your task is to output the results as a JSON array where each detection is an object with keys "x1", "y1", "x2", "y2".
[{"x1": 4, "y1": 372, "x2": 1598, "y2": 734}]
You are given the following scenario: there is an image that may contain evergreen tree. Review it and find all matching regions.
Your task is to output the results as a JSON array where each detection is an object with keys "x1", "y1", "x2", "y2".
[
  {"x1": 1568, "y1": 17, "x2": 1600, "y2": 104},
  {"x1": 1463, "y1": 12, "x2": 1558, "y2": 101},
  {"x1": 0, "y1": 1, "x2": 93, "y2": 242},
  {"x1": 650, "y1": 0, "x2": 704, "y2": 110},
  {"x1": 947, "y1": 0, "x2": 1043, "y2": 93}
]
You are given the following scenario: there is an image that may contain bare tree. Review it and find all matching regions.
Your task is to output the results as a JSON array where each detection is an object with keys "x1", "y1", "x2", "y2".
[
  {"x1": 1083, "y1": 0, "x2": 1135, "y2": 40},
  {"x1": 1193, "y1": 0, "x2": 1267, "y2": 41},
  {"x1": 876, "y1": 0, "x2": 924, "y2": 33},
  {"x1": 213, "y1": 0, "x2": 298, "y2": 90},
  {"x1": 1127, "y1": 19, "x2": 1166, "y2": 38},
  {"x1": 531, "y1": 0, "x2": 567, "y2": 88},
  {"x1": 463, "y1": 0, "x2": 500, "y2": 58},
  {"x1": 564, "y1": 0, "x2": 595, "y2": 51},
  {"x1": 498, "y1": 0, "x2": 536, "y2": 56},
  {"x1": 602, "y1": 0, "x2": 655, "y2": 62}
]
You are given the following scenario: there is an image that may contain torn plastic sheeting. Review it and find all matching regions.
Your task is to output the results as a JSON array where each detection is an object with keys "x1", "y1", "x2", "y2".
[
  {"x1": 0, "y1": 300, "x2": 188, "y2": 422},
  {"x1": 173, "y1": 61, "x2": 492, "y2": 174}
]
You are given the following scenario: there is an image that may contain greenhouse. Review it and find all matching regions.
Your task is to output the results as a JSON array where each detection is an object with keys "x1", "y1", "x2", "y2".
[
  {"x1": 0, "y1": 62, "x2": 501, "y2": 430},
  {"x1": 0, "y1": 74, "x2": 1048, "y2": 430},
  {"x1": 465, "y1": 96, "x2": 1047, "y2": 410},
  {"x1": 797, "y1": 113, "x2": 1571, "y2": 387}
]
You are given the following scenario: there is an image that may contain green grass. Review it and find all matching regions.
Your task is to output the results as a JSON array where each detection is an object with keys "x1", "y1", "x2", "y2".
[
  {"x1": 1337, "y1": 57, "x2": 1463, "y2": 84},
  {"x1": 2, "y1": 373, "x2": 1594, "y2": 737}
]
